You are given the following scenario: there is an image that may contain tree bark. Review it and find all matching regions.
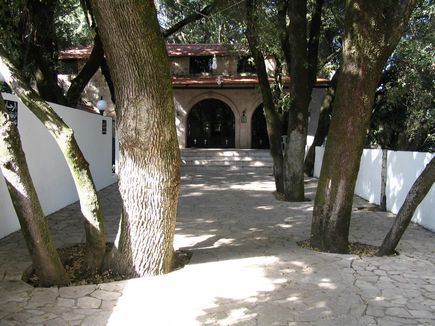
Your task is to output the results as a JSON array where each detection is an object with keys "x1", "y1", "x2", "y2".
[
  {"x1": 377, "y1": 157, "x2": 434, "y2": 256},
  {"x1": 283, "y1": 0, "x2": 310, "y2": 201},
  {"x1": 91, "y1": 0, "x2": 180, "y2": 277},
  {"x1": 310, "y1": 0, "x2": 418, "y2": 253},
  {"x1": 246, "y1": 0, "x2": 284, "y2": 193},
  {"x1": 0, "y1": 56, "x2": 107, "y2": 269},
  {"x1": 0, "y1": 94, "x2": 69, "y2": 287},
  {"x1": 304, "y1": 71, "x2": 338, "y2": 176},
  {"x1": 65, "y1": 34, "x2": 105, "y2": 108}
]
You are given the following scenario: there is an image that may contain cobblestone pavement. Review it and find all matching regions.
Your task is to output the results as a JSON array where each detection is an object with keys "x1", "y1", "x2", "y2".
[{"x1": 0, "y1": 170, "x2": 434, "y2": 326}]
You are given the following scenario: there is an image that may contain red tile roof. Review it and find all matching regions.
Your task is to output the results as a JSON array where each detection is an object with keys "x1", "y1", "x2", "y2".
[
  {"x1": 59, "y1": 44, "x2": 236, "y2": 59},
  {"x1": 172, "y1": 76, "x2": 329, "y2": 87}
]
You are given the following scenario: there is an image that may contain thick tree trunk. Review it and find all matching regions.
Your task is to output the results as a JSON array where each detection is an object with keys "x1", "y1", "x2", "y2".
[
  {"x1": 310, "y1": 0, "x2": 417, "y2": 253},
  {"x1": 304, "y1": 71, "x2": 338, "y2": 176},
  {"x1": 283, "y1": 0, "x2": 310, "y2": 201},
  {"x1": 91, "y1": 0, "x2": 180, "y2": 277},
  {"x1": 0, "y1": 94, "x2": 69, "y2": 287},
  {"x1": 377, "y1": 157, "x2": 434, "y2": 256},
  {"x1": 246, "y1": 0, "x2": 284, "y2": 193},
  {"x1": 0, "y1": 56, "x2": 107, "y2": 269}
]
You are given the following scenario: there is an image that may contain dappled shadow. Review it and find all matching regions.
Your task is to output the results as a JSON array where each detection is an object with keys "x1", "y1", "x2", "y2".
[{"x1": 1, "y1": 168, "x2": 435, "y2": 325}]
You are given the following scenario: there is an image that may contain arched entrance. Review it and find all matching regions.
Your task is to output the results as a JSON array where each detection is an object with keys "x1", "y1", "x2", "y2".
[
  {"x1": 187, "y1": 99, "x2": 235, "y2": 148},
  {"x1": 251, "y1": 104, "x2": 269, "y2": 149}
]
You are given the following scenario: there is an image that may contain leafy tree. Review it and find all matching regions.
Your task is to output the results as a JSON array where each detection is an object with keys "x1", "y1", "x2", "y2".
[
  {"x1": 245, "y1": 0, "x2": 286, "y2": 193},
  {"x1": 369, "y1": 0, "x2": 434, "y2": 152},
  {"x1": 0, "y1": 93, "x2": 69, "y2": 287},
  {"x1": 158, "y1": 0, "x2": 245, "y2": 45},
  {"x1": 310, "y1": 0, "x2": 418, "y2": 253},
  {"x1": 90, "y1": 0, "x2": 180, "y2": 277},
  {"x1": 245, "y1": 0, "x2": 329, "y2": 200},
  {"x1": 0, "y1": 56, "x2": 107, "y2": 269}
]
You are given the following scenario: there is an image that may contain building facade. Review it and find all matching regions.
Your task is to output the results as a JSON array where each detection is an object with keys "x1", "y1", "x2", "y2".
[{"x1": 60, "y1": 44, "x2": 328, "y2": 149}]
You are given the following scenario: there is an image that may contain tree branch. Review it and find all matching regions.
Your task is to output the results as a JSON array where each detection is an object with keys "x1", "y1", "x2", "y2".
[
  {"x1": 65, "y1": 34, "x2": 104, "y2": 107},
  {"x1": 162, "y1": 3, "x2": 217, "y2": 38}
]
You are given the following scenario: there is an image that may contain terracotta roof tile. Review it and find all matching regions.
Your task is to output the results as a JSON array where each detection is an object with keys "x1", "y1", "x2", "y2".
[{"x1": 60, "y1": 44, "x2": 237, "y2": 59}]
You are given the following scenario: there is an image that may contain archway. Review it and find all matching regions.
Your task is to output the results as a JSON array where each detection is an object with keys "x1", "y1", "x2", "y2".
[
  {"x1": 251, "y1": 104, "x2": 269, "y2": 149},
  {"x1": 187, "y1": 99, "x2": 235, "y2": 148}
]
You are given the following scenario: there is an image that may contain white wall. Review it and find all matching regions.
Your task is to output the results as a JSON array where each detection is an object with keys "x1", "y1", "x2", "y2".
[
  {"x1": 0, "y1": 93, "x2": 115, "y2": 239},
  {"x1": 386, "y1": 151, "x2": 435, "y2": 230},
  {"x1": 355, "y1": 149, "x2": 383, "y2": 205},
  {"x1": 314, "y1": 146, "x2": 435, "y2": 232}
]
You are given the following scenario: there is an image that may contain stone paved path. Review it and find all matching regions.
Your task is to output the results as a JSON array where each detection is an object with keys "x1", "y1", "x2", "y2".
[{"x1": 0, "y1": 170, "x2": 434, "y2": 325}]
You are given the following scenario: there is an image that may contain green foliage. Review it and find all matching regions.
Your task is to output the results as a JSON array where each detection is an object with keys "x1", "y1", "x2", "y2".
[
  {"x1": 55, "y1": 0, "x2": 93, "y2": 48},
  {"x1": 369, "y1": 0, "x2": 434, "y2": 152},
  {"x1": 157, "y1": 0, "x2": 247, "y2": 46}
]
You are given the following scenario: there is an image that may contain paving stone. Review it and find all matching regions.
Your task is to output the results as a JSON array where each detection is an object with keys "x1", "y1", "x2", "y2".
[
  {"x1": 409, "y1": 309, "x2": 434, "y2": 319},
  {"x1": 90, "y1": 289, "x2": 121, "y2": 301},
  {"x1": 59, "y1": 285, "x2": 95, "y2": 299},
  {"x1": 77, "y1": 296, "x2": 101, "y2": 309},
  {"x1": 62, "y1": 311, "x2": 85, "y2": 321},
  {"x1": 26, "y1": 313, "x2": 58, "y2": 323},
  {"x1": 0, "y1": 302, "x2": 25, "y2": 313},
  {"x1": 44, "y1": 318, "x2": 68, "y2": 326},
  {"x1": 0, "y1": 172, "x2": 434, "y2": 326},
  {"x1": 81, "y1": 311, "x2": 111, "y2": 326},
  {"x1": 56, "y1": 297, "x2": 75, "y2": 307}
]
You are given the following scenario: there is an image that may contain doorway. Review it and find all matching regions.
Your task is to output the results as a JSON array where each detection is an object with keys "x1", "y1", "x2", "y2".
[{"x1": 187, "y1": 99, "x2": 235, "y2": 148}]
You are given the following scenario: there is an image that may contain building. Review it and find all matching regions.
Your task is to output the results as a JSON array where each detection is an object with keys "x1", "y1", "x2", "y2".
[{"x1": 59, "y1": 44, "x2": 328, "y2": 149}]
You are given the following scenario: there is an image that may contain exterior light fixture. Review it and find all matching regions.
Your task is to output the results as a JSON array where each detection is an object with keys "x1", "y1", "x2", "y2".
[
  {"x1": 216, "y1": 75, "x2": 223, "y2": 87},
  {"x1": 212, "y1": 54, "x2": 217, "y2": 70},
  {"x1": 96, "y1": 96, "x2": 107, "y2": 115},
  {"x1": 241, "y1": 110, "x2": 247, "y2": 123}
]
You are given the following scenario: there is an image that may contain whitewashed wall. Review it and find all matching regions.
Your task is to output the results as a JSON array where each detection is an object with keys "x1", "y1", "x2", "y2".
[
  {"x1": 355, "y1": 149, "x2": 383, "y2": 205},
  {"x1": 386, "y1": 151, "x2": 435, "y2": 231},
  {"x1": 314, "y1": 146, "x2": 435, "y2": 231},
  {"x1": 0, "y1": 93, "x2": 115, "y2": 239}
]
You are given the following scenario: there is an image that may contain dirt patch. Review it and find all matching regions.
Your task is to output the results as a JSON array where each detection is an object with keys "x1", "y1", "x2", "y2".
[
  {"x1": 297, "y1": 239, "x2": 398, "y2": 257},
  {"x1": 23, "y1": 243, "x2": 192, "y2": 287}
]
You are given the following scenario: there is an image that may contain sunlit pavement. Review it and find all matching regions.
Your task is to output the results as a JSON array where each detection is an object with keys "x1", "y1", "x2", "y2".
[{"x1": 0, "y1": 169, "x2": 434, "y2": 325}]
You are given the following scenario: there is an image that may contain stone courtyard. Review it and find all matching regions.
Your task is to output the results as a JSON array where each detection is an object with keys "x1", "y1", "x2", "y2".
[{"x1": 0, "y1": 169, "x2": 434, "y2": 325}]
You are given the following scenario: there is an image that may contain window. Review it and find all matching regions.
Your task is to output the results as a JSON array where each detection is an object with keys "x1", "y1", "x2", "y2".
[
  {"x1": 58, "y1": 59, "x2": 79, "y2": 74},
  {"x1": 237, "y1": 57, "x2": 256, "y2": 74},
  {"x1": 189, "y1": 56, "x2": 213, "y2": 74}
]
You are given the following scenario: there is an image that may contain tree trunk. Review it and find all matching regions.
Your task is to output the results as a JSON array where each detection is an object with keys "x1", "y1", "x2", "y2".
[
  {"x1": 304, "y1": 71, "x2": 338, "y2": 176},
  {"x1": 0, "y1": 94, "x2": 69, "y2": 287},
  {"x1": 310, "y1": 0, "x2": 417, "y2": 253},
  {"x1": 246, "y1": 0, "x2": 284, "y2": 193},
  {"x1": 65, "y1": 34, "x2": 105, "y2": 108},
  {"x1": 0, "y1": 56, "x2": 107, "y2": 269},
  {"x1": 377, "y1": 157, "x2": 434, "y2": 256},
  {"x1": 91, "y1": 0, "x2": 180, "y2": 277},
  {"x1": 283, "y1": 0, "x2": 310, "y2": 201}
]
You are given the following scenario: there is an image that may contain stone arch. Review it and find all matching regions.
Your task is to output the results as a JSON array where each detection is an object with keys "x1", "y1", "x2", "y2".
[
  {"x1": 251, "y1": 104, "x2": 270, "y2": 149},
  {"x1": 186, "y1": 98, "x2": 236, "y2": 148}
]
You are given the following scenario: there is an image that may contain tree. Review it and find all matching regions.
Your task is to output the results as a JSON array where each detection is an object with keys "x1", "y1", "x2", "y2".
[
  {"x1": 377, "y1": 157, "x2": 434, "y2": 256},
  {"x1": 90, "y1": 0, "x2": 180, "y2": 277},
  {"x1": 368, "y1": 0, "x2": 434, "y2": 152},
  {"x1": 0, "y1": 93, "x2": 69, "y2": 287},
  {"x1": 245, "y1": 0, "x2": 285, "y2": 193},
  {"x1": 310, "y1": 0, "x2": 418, "y2": 253},
  {"x1": 0, "y1": 56, "x2": 107, "y2": 269},
  {"x1": 304, "y1": 70, "x2": 339, "y2": 176},
  {"x1": 282, "y1": 0, "x2": 323, "y2": 201},
  {"x1": 244, "y1": 0, "x2": 326, "y2": 200}
]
